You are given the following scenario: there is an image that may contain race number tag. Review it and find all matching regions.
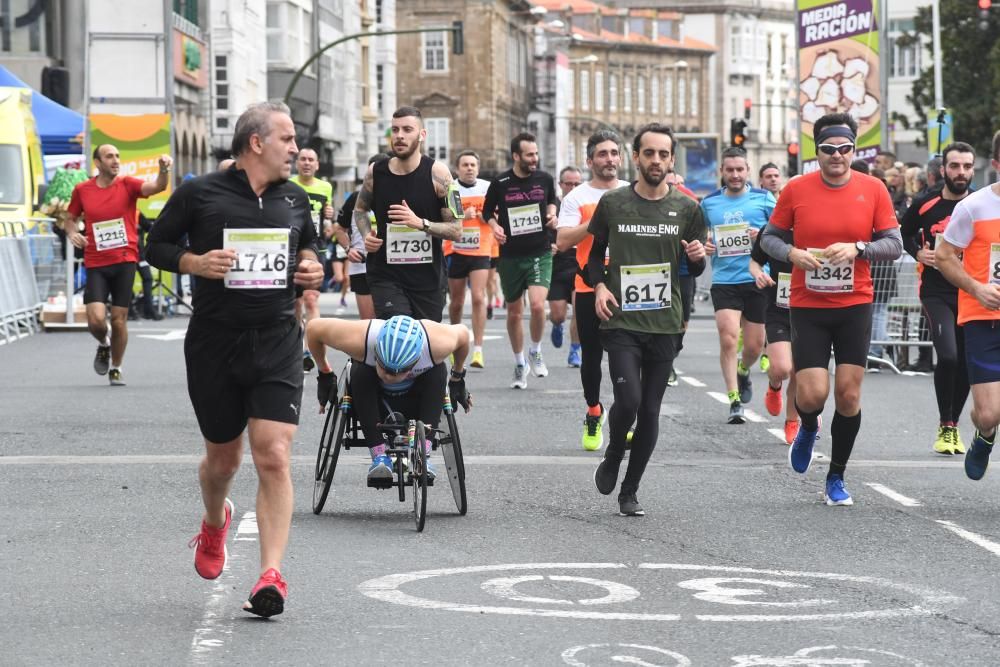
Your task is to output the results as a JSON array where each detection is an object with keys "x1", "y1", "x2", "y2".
[
  {"x1": 310, "y1": 210, "x2": 321, "y2": 235},
  {"x1": 715, "y1": 223, "x2": 751, "y2": 257},
  {"x1": 93, "y1": 218, "x2": 128, "y2": 252},
  {"x1": 508, "y1": 204, "x2": 543, "y2": 236},
  {"x1": 387, "y1": 224, "x2": 432, "y2": 264},
  {"x1": 620, "y1": 263, "x2": 671, "y2": 311},
  {"x1": 804, "y1": 248, "x2": 854, "y2": 293},
  {"x1": 224, "y1": 228, "x2": 290, "y2": 289},
  {"x1": 990, "y1": 243, "x2": 1000, "y2": 286},
  {"x1": 454, "y1": 226, "x2": 481, "y2": 251},
  {"x1": 776, "y1": 272, "x2": 792, "y2": 309}
]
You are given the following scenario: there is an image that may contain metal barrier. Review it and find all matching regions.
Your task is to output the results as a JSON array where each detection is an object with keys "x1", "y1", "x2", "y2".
[
  {"x1": 868, "y1": 256, "x2": 932, "y2": 374},
  {"x1": 0, "y1": 221, "x2": 42, "y2": 344},
  {"x1": 24, "y1": 219, "x2": 68, "y2": 302}
]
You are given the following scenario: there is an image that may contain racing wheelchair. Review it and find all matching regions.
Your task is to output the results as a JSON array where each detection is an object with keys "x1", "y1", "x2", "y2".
[{"x1": 312, "y1": 360, "x2": 467, "y2": 532}]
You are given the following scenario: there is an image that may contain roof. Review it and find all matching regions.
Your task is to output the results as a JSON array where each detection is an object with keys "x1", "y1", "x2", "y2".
[{"x1": 570, "y1": 26, "x2": 716, "y2": 52}]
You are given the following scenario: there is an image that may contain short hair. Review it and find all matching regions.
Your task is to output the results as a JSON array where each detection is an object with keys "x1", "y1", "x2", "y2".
[
  {"x1": 850, "y1": 159, "x2": 870, "y2": 174},
  {"x1": 941, "y1": 141, "x2": 976, "y2": 164},
  {"x1": 511, "y1": 132, "x2": 536, "y2": 156},
  {"x1": 758, "y1": 162, "x2": 779, "y2": 178},
  {"x1": 925, "y1": 156, "x2": 942, "y2": 175},
  {"x1": 632, "y1": 123, "x2": 675, "y2": 154},
  {"x1": 231, "y1": 101, "x2": 291, "y2": 157},
  {"x1": 92, "y1": 144, "x2": 108, "y2": 161},
  {"x1": 559, "y1": 166, "x2": 582, "y2": 182},
  {"x1": 993, "y1": 130, "x2": 1000, "y2": 162},
  {"x1": 585, "y1": 129, "x2": 623, "y2": 160},
  {"x1": 297, "y1": 147, "x2": 318, "y2": 160},
  {"x1": 392, "y1": 106, "x2": 423, "y2": 122},
  {"x1": 721, "y1": 146, "x2": 748, "y2": 162},
  {"x1": 876, "y1": 150, "x2": 897, "y2": 160},
  {"x1": 812, "y1": 112, "x2": 858, "y2": 142},
  {"x1": 455, "y1": 150, "x2": 479, "y2": 166}
]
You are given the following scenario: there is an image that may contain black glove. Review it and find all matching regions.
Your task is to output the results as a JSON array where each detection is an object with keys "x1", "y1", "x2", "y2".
[
  {"x1": 449, "y1": 369, "x2": 471, "y2": 413},
  {"x1": 317, "y1": 369, "x2": 337, "y2": 408}
]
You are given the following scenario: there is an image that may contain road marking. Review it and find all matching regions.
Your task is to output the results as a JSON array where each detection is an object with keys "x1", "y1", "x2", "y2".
[
  {"x1": 137, "y1": 329, "x2": 186, "y2": 341},
  {"x1": 743, "y1": 409, "x2": 766, "y2": 423},
  {"x1": 680, "y1": 376, "x2": 706, "y2": 387},
  {"x1": 767, "y1": 428, "x2": 787, "y2": 443},
  {"x1": 731, "y1": 645, "x2": 926, "y2": 666},
  {"x1": 190, "y1": 509, "x2": 256, "y2": 663},
  {"x1": 936, "y1": 520, "x2": 1000, "y2": 557},
  {"x1": 562, "y1": 644, "x2": 691, "y2": 667},
  {"x1": 481, "y1": 575, "x2": 640, "y2": 606},
  {"x1": 707, "y1": 391, "x2": 730, "y2": 405},
  {"x1": 543, "y1": 389, "x2": 584, "y2": 394},
  {"x1": 358, "y1": 562, "x2": 962, "y2": 622},
  {"x1": 865, "y1": 483, "x2": 922, "y2": 507}
]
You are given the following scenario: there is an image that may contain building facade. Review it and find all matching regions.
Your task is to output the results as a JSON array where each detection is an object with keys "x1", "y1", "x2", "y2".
[{"x1": 884, "y1": 0, "x2": 929, "y2": 164}]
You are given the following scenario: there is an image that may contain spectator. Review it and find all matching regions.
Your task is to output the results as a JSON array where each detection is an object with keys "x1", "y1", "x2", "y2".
[{"x1": 925, "y1": 157, "x2": 942, "y2": 191}]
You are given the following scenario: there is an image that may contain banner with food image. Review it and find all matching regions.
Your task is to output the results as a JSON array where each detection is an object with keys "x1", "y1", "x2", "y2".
[{"x1": 796, "y1": 0, "x2": 882, "y2": 173}]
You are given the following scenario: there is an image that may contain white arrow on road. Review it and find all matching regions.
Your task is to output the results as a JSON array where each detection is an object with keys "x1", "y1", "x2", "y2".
[{"x1": 138, "y1": 329, "x2": 187, "y2": 341}]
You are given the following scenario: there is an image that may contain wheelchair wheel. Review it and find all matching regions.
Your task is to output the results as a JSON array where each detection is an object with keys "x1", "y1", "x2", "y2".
[
  {"x1": 411, "y1": 420, "x2": 428, "y2": 532},
  {"x1": 312, "y1": 370, "x2": 350, "y2": 515},
  {"x1": 439, "y1": 409, "x2": 468, "y2": 515}
]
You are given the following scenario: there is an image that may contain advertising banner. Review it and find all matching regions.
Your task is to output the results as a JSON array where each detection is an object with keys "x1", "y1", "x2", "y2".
[
  {"x1": 796, "y1": 0, "x2": 882, "y2": 173},
  {"x1": 926, "y1": 109, "x2": 953, "y2": 158},
  {"x1": 88, "y1": 113, "x2": 171, "y2": 218}
]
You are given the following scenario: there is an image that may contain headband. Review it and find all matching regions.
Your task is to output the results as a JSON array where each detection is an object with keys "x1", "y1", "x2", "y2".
[{"x1": 815, "y1": 125, "x2": 856, "y2": 144}]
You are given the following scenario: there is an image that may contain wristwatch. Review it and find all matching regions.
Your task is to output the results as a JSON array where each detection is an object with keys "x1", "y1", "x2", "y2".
[
  {"x1": 422, "y1": 219, "x2": 431, "y2": 233},
  {"x1": 855, "y1": 241, "x2": 867, "y2": 258}
]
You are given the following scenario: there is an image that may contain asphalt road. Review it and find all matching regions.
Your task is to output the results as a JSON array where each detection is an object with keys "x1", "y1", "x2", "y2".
[{"x1": 2, "y1": 293, "x2": 999, "y2": 666}]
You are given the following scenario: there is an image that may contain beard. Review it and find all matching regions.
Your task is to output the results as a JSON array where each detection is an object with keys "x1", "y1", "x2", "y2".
[
  {"x1": 392, "y1": 141, "x2": 419, "y2": 160},
  {"x1": 944, "y1": 173, "x2": 969, "y2": 195},
  {"x1": 638, "y1": 163, "x2": 666, "y2": 186}
]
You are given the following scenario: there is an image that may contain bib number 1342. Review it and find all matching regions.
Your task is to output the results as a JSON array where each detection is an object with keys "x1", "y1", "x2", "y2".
[{"x1": 621, "y1": 263, "x2": 671, "y2": 311}]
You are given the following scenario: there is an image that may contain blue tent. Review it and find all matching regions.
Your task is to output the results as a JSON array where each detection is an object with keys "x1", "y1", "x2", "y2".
[{"x1": 0, "y1": 65, "x2": 84, "y2": 156}]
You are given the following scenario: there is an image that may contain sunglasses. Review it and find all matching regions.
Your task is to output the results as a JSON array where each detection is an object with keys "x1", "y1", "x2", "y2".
[{"x1": 817, "y1": 143, "x2": 855, "y2": 156}]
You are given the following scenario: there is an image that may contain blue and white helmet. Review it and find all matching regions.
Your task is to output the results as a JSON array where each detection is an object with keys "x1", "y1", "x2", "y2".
[{"x1": 374, "y1": 315, "x2": 425, "y2": 374}]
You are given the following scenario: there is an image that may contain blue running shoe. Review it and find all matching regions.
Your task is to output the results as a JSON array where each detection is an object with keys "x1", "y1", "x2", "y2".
[
  {"x1": 824, "y1": 475, "x2": 854, "y2": 506},
  {"x1": 424, "y1": 458, "x2": 436, "y2": 482},
  {"x1": 789, "y1": 426, "x2": 819, "y2": 473},
  {"x1": 965, "y1": 430, "x2": 995, "y2": 481},
  {"x1": 567, "y1": 344, "x2": 582, "y2": 368},
  {"x1": 551, "y1": 322, "x2": 564, "y2": 348},
  {"x1": 367, "y1": 454, "x2": 393, "y2": 482}
]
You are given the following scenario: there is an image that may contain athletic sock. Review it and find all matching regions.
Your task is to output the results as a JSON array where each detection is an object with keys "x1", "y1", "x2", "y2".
[
  {"x1": 513, "y1": 351, "x2": 526, "y2": 367},
  {"x1": 737, "y1": 359, "x2": 749, "y2": 376},
  {"x1": 828, "y1": 410, "x2": 861, "y2": 479},
  {"x1": 528, "y1": 340, "x2": 542, "y2": 355},
  {"x1": 473, "y1": 345, "x2": 483, "y2": 355},
  {"x1": 102, "y1": 333, "x2": 111, "y2": 347},
  {"x1": 795, "y1": 401, "x2": 822, "y2": 431},
  {"x1": 587, "y1": 404, "x2": 602, "y2": 417},
  {"x1": 727, "y1": 390, "x2": 740, "y2": 403},
  {"x1": 769, "y1": 382, "x2": 782, "y2": 391}
]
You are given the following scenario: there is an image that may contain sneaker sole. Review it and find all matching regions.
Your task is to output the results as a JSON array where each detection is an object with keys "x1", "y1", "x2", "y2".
[
  {"x1": 471, "y1": 362, "x2": 484, "y2": 369},
  {"x1": 619, "y1": 509, "x2": 645, "y2": 516},
  {"x1": 728, "y1": 416, "x2": 745, "y2": 424},
  {"x1": 824, "y1": 495, "x2": 854, "y2": 507},
  {"x1": 194, "y1": 498, "x2": 233, "y2": 580},
  {"x1": 243, "y1": 586, "x2": 285, "y2": 618},
  {"x1": 531, "y1": 369, "x2": 548, "y2": 378}
]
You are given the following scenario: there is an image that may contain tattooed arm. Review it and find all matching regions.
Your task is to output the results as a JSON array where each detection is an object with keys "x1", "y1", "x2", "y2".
[{"x1": 357, "y1": 163, "x2": 382, "y2": 254}]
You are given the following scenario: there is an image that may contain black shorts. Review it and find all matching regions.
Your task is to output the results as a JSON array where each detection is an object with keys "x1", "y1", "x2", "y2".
[
  {"x1": 790, "y1": 303, "x2": 872, "y2": 370},
  {"x1": 84, "y1": 262, "x2": 137, "y2": 308},
  {"x1": 680, "y1": 275, "x2": 696, "y2": 323},
  {"x1": 447, "y1": 253, "x2": 491, "y2": 280},
  {"x1": 184, "y1": 317, "x2": 304, "y2": 444},
  {"x1": 964, "y1": 320, "x2": 1000, "y2": 385},
  {"x1": 599, "y1": 327, "x2": 677, "y2": 363},
  {"x1": 710, "y1": 282, "x2": 767, "y2": 323},
  {"x1": 548, "y1": 251, "x2": 577, "y2": 302},
  {"x1": 369, "y1": 278, "x2": 445, "y2": 322},
  {"x1": 490, "y1": 256, "x2": 498, "y2": 270},
  {"x1": 765, "y1": 301, "x2": 792, "y2": 344},
  {"x1": 350, "y1": 273, "x2": 370, "y2": 296}
]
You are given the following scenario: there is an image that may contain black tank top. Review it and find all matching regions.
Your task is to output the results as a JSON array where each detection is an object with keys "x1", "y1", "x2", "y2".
[{"x1": 368, "y1": 155, "x2": 444, "y2": 290}]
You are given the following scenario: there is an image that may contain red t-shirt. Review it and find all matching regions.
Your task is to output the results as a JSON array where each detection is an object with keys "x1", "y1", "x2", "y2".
[
  {"x1": 770, "y1": 171, "x2": 898, "y2": 308},
  {"x1": 67, "y1": 177, "x2": 146, "y2": 268}
]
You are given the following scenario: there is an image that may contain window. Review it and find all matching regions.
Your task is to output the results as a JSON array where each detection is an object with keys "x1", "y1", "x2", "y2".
[
  {"x1": 580, "y1": 70, "x2": 590, "y2": 112},
  {"x1": 215, "y1": 54, "x2": 228, "y2": 111},
  {"x1": 594, "y1": 71, "x2": 604, "y2": 112},
  {"x1": 425, "y1": 118, "x2": 450, "y2": 161},
  {"x1": 656, "y1": 19, "x2": 674, "y2": 40},
  {"x1": 637, "y1": 75, "x2": 646, "y2": 113},
  {"x1": 690, "y1": 76, "x2": 698, "y2": 117},
  {"x1": 609, "y1": 73, "x2": 618, "y2": 112},
  {"x1": 376, "y1": 64, "x2": 384, "y2": 113},
  {"x1": 677, "y1": 75, "x2": 686, "y2": 116},
  {"x1": 623, "y1": 74, "x2": 632, "y2": 112},
  {"x1": 601, "y1": 16, "x2": 617, "y2": 33},
  {"x1": 375, "y1": 0, "x2": 382, "y2": 24},
  {"x1": 266, "y1": 2, "x2": 312, "y2": 69},
  {"x1": 629, "y1": 18, "x2": 646, "y2": 37},
  {"x1": 664, "y1": 75, "x2": 672, "y2": 115},
  {"x1": 216, "y1": 117, "x2": 229, "y2": 129},
  {"x1": 729, "y1": 25, "x2": 740, "y2": 65},
  {"x1": 423, "y1": 30, "x2": 447, "y2": 72},
  {"x1": 889, "y1": 19, "x2": 921, "y2": 79},
  {"x1": 650, "y1": 75, "x2": 659, "y2": 114}
]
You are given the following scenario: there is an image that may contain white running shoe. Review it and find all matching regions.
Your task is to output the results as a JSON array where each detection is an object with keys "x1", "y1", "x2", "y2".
[
  {"x1": 510, "y1": 364, "x2": 528, "y2": 389},
  {"x1": 528, "y1": 350, "x2": 548, "y2": 377}
]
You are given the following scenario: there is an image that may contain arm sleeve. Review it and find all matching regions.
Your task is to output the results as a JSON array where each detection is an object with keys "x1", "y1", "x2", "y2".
[
  {"x1": 898, "y1": 196, "x2": 923, "y2": 259},
  {"x1": 760, "y1": 223, "x2": 795, "y2": 263},
  {"x1": 864, "y1": 226, "x2": 903, "y2": 262},
  {"x1": 585, "y1": 199, "x2": 610, "y2": 287},
  {"x1": 145, "y1": 183, "x2": 192, "y2": 272},
  {"x1": 942, "y1": 199, "x2": 974, "y2": 249},
  {"x1": 683, "y1": 205, "x2": 708, "y2": 278}
]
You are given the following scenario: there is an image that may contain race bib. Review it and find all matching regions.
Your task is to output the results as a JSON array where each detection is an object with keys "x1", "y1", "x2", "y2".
[
  {"x1": 310, "y1": 210, "x2": 321, "y2": 235},
  {"x1": 224, "y1": 228, "x2": 290, "y2": 289},
  {"x1": 93, "y1": 218, "x2": 128, "y2": 252},
  {"x1": 387, "y1": 224, "x2": 432, "y2": 264},
  {"x1": 454, "y1": 226, "x2": 481, "y2": 251},
  {"x1": 508, "y1": 204, "x2": 543, "y2": 237},
  {"x1": 776, "y1": 272, "x2": 791, "y2": 309},
  {"x1": 715, "y1": 223, "x2": 751, "y2": 257},
  {"x1": 804, "y1": 248, "x2": 854, "y2": 293},
  {"x1": 620, "y1": 263, "x2": 671, "y2": 311},
  {"x1": 990, "y1": 243, "x2": 1000, "y2": 286}
]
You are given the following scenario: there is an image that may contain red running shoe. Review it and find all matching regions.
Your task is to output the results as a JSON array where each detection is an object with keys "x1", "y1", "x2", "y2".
[
  {"x1": 243, "y1": 568, "x2": 287, "y2": 618},
  {"x1": 189, "y1": 498, "x2": 233, "y2": 580},
  {"x1": 784, "y1": 419, "x2": 799, "y2": 446},
  {"x1": 765, "y1": 383, "x2": 783, "y2": 417}
]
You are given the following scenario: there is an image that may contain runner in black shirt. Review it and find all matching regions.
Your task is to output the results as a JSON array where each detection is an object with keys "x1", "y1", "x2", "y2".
[
  {"x1": 147, "y1": 101, "x2": 323, "y2": 618},
  {"x1": 900, "y1": 142, "x2": 976, "y2": 455}
]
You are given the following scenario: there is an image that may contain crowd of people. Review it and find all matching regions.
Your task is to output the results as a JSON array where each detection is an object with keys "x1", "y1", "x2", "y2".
[{"x1": 60, "y1": 100, "x2": 1000, "y2": 618}]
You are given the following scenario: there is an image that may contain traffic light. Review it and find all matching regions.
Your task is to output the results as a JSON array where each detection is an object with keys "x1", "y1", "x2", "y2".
[
  {"x1": 787, "y1": 142, "x2": 799, "y2": 176},
  {"x1": 743, "y1": 98, "x2": 752, "y2": 121},
  {"x1": 979, "y1": 0, "x2": 991, "y2": 9},
  {"x1": 730, "y1": 118, "x2": 748, "y2": 147},
  {"x1": 452, "y1": 20, "x2": 464, "y2": 55}
]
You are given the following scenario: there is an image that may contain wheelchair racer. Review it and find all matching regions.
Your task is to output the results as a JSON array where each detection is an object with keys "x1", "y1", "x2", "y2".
[{"x1": 306, "y1": 315, "x2": 472, "y2": 482}]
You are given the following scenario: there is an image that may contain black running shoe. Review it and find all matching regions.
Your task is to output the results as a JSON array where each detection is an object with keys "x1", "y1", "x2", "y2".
[
  {"x1": 737, "y1": 369, "x2": 753, "y2": 403},
  {"x1": 727, "y1": 400, "x2": 745, "y2": 424},
  {"x1": 108, "y1": 369, "x2": 126, "y2": 386},
  {"x1": 94, "y1": 345, "x2": 111, "y2": 376},
  {"x1": 594, "y1": 454, "x2": 622, "y2": 495},
  {"x1": 965, "y1": 431, "x2": 995, "y2": 481},
  {"x1": 618, "y1": 492, "x2": 645, "y2": 516}
]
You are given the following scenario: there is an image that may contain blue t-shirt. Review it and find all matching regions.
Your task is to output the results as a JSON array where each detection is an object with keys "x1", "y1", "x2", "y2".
[{"x1": 700, "y1": 186, "x2": 775, "y2": 285}]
